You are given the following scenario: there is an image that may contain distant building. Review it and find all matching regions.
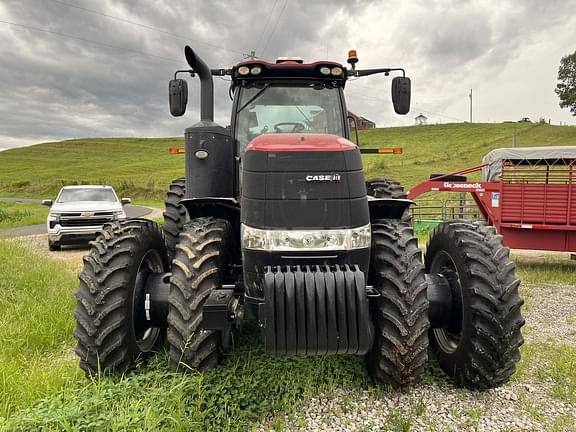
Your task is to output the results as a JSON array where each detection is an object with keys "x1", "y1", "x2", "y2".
[
  {"x1": 415, "y1": 113, "x2": 428, "y2": 125},
  {"x1": 348, "y1": 111, "x2": 376, "y2": 129}
]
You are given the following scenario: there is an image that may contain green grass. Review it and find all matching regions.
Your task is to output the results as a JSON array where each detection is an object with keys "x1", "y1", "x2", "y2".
[
  {"x1": 1, "y1": 123, "x2": 575, "y2": 204},
  {"x1": 0, "y1": 239, "x2": 373, "y2": 431},
  {"x1": 514, "y1": 252, "x2": 576, "y2": 286},
  {"x1": 0, "y1": 201, "x2": 48, "y2": 229},
  {"x1": 0, "y1": 240, "x2": 80, "y2": 417},
  {"x1": 1, "y1": 238, "x2": 576, "y2": 430},
  {"x1": 359, "y1": 122, "x2": 576, "y2": 188},
  {"x1": 515, "y1": 341, "x2": 576, "y2": 405}
]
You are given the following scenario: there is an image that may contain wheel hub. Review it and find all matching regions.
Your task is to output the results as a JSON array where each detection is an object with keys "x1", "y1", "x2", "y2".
[
  {"x1": 427, "y1": 251, "x2": 464, "y2": 354},
  {"x1": 131, "y1": 250, "x2": 168, "y2": 351}
]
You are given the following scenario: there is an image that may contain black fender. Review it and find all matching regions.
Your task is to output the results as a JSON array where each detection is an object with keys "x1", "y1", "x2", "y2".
[
  {"x1": 367, "y1": 197, "x2": 414, "y2": 221},
  {"x1": 180, "y1": 197, "x2": 241, "y2": 261},
  {"x1": 180, "y1": 197, "x2": 239, "y2": 221}
]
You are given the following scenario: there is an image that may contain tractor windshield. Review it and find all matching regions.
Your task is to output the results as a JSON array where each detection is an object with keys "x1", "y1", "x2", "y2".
[{"x1": 235, "y1": 83, "x2": 345, "y2": 152}]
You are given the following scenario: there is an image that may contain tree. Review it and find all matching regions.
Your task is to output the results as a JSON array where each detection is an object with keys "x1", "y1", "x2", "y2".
[{"x1": 555, "y1": 50, "x2": 576, "y2": 116}]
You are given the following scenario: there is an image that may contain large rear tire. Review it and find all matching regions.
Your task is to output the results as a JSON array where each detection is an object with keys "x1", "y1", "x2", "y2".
[
  {"x1": 366, "y1": 220, "x2": 429, "y2": 386},
  {"x1": 425, "y1": 221, "x2": 525, "y2": 389},
  {"x1": 366, "y1": 178, "x2": 411, "y2": 222},
  {"x1": 74, "y1": 219, "x2": 169, "y2": 374},
  {"x1": 163, "y1": 177, "x2": 188, "y2": 260},
  {"x1": 366, "y1": 178, "x2": 408, "y2": 199},
  {"x1": 167, "y1": 217, "x2": 231, "y2": 372}
]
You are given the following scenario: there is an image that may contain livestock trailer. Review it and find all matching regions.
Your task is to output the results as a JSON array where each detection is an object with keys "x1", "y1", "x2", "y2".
[{"x1": 408, "y1": 146, "x2": 576, "y2": 252}]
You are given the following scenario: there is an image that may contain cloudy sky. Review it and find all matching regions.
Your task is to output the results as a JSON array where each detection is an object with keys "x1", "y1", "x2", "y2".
[{"x1": 0, "y1": 0, "x2": 575, "y2": 150}]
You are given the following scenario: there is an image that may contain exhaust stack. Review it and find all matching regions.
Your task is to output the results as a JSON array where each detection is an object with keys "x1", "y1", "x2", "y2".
[{"x1": 185, "y1": 46, "x2": 214, "y2": 122}]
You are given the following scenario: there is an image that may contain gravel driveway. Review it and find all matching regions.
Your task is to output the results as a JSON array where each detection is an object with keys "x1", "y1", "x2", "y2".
[{"x1": 256, "y1": 280, "x2": 576, "y2": 432}]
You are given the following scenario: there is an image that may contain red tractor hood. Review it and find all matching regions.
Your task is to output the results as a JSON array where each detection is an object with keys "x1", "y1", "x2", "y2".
[{"x1": 246, "y1": 133, "x2": 357, "y2": 153}]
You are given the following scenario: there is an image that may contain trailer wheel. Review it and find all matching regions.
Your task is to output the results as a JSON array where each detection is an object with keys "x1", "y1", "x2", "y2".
[
  {"x1": 74, "y1": 219, "x2": 169, "y2": 375},
  {"x1": 366, "y1": 220, "x2": 429, "y2": 386},
  {"x1": 163, "y1": 177, "x2": 188, "y2": 260},
  {"x1": 425, "y1": 221, "x2": 525, "y2": 389},
  {"x1": 366, "y1": 178, "x2": 411, "y2": 222},
  {"x1": 167, "y1": 217, "x2": 231, "y2": 372}
]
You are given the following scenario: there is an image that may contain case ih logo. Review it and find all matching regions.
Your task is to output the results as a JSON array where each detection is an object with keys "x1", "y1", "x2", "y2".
[{"x1": 306, "y1": 174, "x2": 341, "y2": 182}]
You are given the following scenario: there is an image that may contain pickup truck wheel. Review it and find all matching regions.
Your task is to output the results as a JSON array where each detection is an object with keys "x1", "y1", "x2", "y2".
[{"x1": 48, "y1": 241, "x2": 61, "y2": 251}]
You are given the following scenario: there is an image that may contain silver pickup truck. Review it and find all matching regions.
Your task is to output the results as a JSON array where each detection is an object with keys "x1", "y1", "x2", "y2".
[{"x1": 42, "y1": 185, "x2": 130, "y2": 250}]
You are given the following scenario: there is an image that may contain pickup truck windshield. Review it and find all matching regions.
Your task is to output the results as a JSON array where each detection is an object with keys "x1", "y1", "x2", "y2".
[
  {"x1": 235, "y1": 83, "x2": 344, "y2": 152},
  {"x1": 57, "y1": 188, "x2": 117, "y2": 203}
]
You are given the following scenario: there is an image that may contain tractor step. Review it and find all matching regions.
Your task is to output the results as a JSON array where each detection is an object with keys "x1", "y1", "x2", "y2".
[{"x1": 261, "y1": 265, "x2": 374, "y2": 356}]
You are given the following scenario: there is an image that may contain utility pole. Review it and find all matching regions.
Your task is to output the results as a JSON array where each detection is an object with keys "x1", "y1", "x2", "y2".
[{"x1": 469, "y1": 89, "x2": 473, "y2": 123}]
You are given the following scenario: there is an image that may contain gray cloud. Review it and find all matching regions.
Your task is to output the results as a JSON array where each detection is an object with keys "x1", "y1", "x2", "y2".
[{"x1": 0, "y1": 0, "x2": 575, "y2": 150}]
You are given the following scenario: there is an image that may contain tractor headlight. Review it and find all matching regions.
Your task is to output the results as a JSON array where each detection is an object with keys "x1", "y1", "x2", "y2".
[
  {"x1": 238, "y1": 66, "x2": 250, "y2": 75},
  {"x1": 319, "y1": 66, "x2": 331, "y2": 75},
  {"x1": 241, "y1": 224, "x2": 371, "y2": 251}
]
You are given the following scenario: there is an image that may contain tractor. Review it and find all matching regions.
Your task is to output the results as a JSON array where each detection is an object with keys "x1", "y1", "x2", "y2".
[{"x1": 73, "y1": 47, "x2": 524, "y2": 389}]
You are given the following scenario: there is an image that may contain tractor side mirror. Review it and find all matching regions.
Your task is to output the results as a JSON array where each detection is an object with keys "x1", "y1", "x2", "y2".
[
  {"x1": 391, "y1": 76, "x2": 411, "y2": 115},
  {"x1": 169, "y1": 79, "x2": 188, "y2": 117},
  {"x1": 121, "y1": 198, "x2": 131, "y2": 205},
  {"x1": 41, "y1": 199, "x2": 53, "y2": 207}
]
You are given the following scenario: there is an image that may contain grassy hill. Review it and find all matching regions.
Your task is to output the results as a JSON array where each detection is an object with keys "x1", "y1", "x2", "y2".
[
  {"x1": 0, "y1": 123, "x2": 575, "y2": 205},
  {"x1": 360, "y1": 122, "x2": 576, "y2": 187}
]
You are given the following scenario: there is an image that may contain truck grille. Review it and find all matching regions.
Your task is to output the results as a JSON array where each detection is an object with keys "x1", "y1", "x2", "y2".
[{"x1": 59, "y1": 217, "x2": 113, "y2": 227}]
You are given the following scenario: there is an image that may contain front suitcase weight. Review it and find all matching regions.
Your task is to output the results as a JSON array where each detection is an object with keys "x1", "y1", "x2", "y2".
[{"x1": 262, "y1": 266, "x2": 373, "y2": 356}]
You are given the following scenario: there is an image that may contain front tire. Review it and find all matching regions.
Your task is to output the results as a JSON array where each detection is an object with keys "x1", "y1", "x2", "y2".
[
  {"x1": 425, "y1": 221, "x2": 525, "y2": 389},
  {"x1": 167, "y1": 217, "x2": 231, "y2": 372},
  {"x1": 73, "y1": 219, "x2": 169, "y2": 374},
  {"x1": 366, "y1": 220, "x2": 429, "y2": 386}
]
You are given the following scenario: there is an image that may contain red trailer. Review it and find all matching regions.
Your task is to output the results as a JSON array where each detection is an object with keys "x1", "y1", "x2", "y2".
[{"x1": 408, "y1": 146, "x2": 576, "y2": 252}]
